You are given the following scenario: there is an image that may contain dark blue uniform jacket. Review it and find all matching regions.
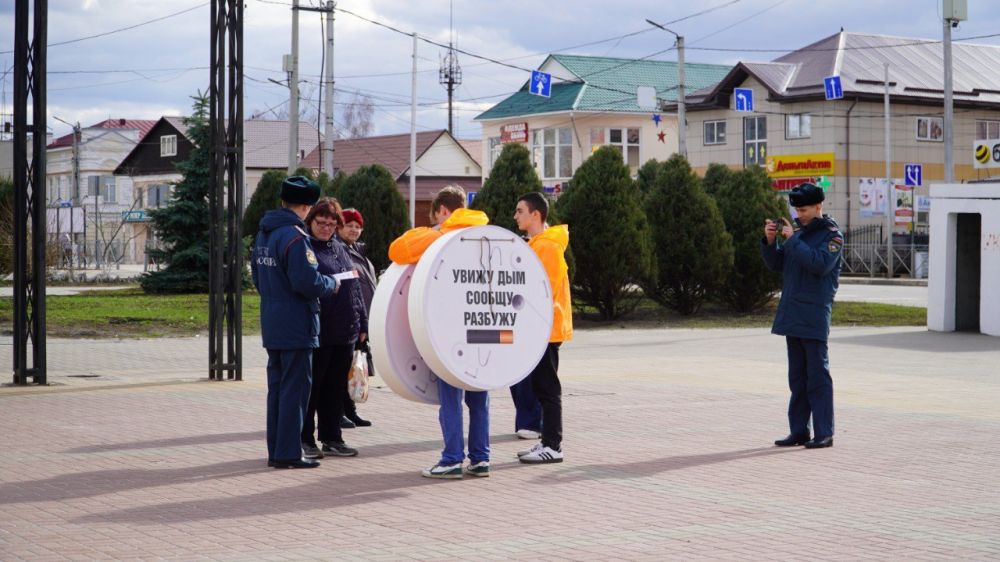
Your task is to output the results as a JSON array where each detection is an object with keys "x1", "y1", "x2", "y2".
[
  {"x1": 761, "y1": 215, "x2": 843, "y2": 341},
  {"x1": 251, "y1": 208, "x2": 338, "y2": 350},
  {"x1": 313, "y1": 235, "x2": 368, "y2": 346}
]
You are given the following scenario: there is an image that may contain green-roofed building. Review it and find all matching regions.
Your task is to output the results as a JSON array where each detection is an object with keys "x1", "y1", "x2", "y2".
[{"x1": 474, "y1": 53, "x2": 731, "y2": 187}]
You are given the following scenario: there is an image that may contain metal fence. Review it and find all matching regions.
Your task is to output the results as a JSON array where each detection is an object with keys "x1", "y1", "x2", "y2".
[{"x1": 841, "y1": 224, "x2": 929, "y2": 278}]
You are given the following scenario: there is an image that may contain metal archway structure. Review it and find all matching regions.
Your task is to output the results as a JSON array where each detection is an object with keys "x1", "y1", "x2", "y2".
[{"x1": 11, "y1": 0, "x2": 245, "y2": 384}]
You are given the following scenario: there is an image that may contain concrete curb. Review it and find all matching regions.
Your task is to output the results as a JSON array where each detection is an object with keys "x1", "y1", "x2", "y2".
[{"x1": 840, "y1": 276, "x2": 928, "y2": 287}]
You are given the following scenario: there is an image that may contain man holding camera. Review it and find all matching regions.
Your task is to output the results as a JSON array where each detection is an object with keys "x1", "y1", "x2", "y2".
[{"x1": 761, "y1": 183, "x2": 842, "y2": 449}]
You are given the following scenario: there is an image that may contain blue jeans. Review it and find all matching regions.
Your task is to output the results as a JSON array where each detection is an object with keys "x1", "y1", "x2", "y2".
[
  {"x1": 266, "y1": 348, "x2": 313, "y2": 461},
  {"x1": 786, "y1": 336, "x2": 834, "y2": 439},
  {"x1": 437, "y1": 377, "x2": 489, "y2": 465},
  {"x1": 509, "y1": 376, "x2": 542, "y2": 432}
]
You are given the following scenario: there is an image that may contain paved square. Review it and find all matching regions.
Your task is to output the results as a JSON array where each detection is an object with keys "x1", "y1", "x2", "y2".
[{"x1": 1, "y1": 327, "x2": 998, "y2": 560}]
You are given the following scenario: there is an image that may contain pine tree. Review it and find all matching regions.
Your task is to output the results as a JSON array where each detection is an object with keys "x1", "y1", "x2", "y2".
[
  {"x1": 337, "y1": 164, "x2": 409, "y2": 273},
  {"x1": 556, "y1": 146, "x2": 653, "y2": 320},
  {"x1": 470, "y1": 142, "x2": 542, "y2": 232},
  {"x1": 643, "y1": 154, "x2": 734, "y2": 315},
  {"x1": 712, "y1": 165, "x2": 788, "y2": 312},
  {"x1": 141, "y1": 94, "x2": 213, "y2": 293}
]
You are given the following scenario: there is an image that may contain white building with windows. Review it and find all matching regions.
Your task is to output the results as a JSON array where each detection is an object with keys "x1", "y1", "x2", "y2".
[
  {"x1": 474, "y1": 54, "x2": 731, "y2": 192},
  {"x1": 675, "y1": 31, "x2": 1000, "y2": 232},
  {"x1": 46, "y1": 119, "x2": 157, "y2": 266}
]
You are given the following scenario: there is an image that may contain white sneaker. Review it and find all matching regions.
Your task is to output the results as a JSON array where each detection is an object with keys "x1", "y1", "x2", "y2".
[
  {"x1": 516, "y1": 442, "x2": 543, "y2": 458},
  {"x1": 463, "y1": 461, "x2": 490, "y2": 477},
  {"x1": 519, "y1": 445, "x2": 563, "y2": 464},
  {"x1": 420, "y1": 462, "x2": 462, "y2": 479},
  {"x1": 516, "y1": 429, "x2": 541, "y2": 440}
]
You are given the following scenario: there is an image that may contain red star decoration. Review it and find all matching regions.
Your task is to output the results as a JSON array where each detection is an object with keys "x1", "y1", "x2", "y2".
[{"x1": 657, "y1": 131, "x2": 666, "y2": 143}]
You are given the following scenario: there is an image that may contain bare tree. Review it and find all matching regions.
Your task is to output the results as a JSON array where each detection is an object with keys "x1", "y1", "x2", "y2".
[{"x1": 340, "y1": 90, "x2": 375, "y2": 139}]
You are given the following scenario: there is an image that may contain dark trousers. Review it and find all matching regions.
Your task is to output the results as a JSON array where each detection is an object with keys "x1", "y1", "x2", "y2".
[
  {"x1": 786, "y1": 336, "x2": 835, "y2": 439},
  {"x1": 509, "y1": 376, "x2": 542, "y2": 432},
  {"x1": 302, "y1": 343, "x2": 354, "y2": 446},
  {"x1": 266, "y1": 348, "x2": 313, "y2": 461},
  {"x1": 530, "y1": 343, "x2": 562, "y2": 450}
]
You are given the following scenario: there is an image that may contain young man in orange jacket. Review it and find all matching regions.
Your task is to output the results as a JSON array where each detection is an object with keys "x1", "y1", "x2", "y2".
[
  {"x1": 513, "y1": 192, "x2": 573, "y2": 463},
  {"x1": 388, "y1": 186, "x2": 492, "y2": 478}
]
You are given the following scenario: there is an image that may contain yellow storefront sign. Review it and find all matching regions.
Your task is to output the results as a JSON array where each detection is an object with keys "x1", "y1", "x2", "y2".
[{"x1": 765, "y1": 153, "x2": 835, "y2": 178}]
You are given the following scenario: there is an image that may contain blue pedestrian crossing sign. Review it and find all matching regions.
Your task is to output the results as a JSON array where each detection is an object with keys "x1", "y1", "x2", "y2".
[
  {"x1": 467, "y1": 191, "x2": 477, "y2": 207},
  {"x1": 904, "y1": 163, "x2": 923, "y2": 187},
  {"x1": 529, "y1": 70, "x2": 552, "y2": 98},
  {"x1": 823, "y1": 75, "x2": 843, "y2": 100},
  {"x1": 733, "y1": 88, "x2": 754, "y2": 112}
]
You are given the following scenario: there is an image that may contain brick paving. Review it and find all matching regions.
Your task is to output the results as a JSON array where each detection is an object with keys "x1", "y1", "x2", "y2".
[{"x1": 1, "y1": 327, "x2": 999, "y2": 561}]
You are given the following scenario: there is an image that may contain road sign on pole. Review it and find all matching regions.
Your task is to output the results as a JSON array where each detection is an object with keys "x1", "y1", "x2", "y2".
[
  {"x1": 904, "y1": 163, "x2": 923, "y2": 186},
  {"x1": 733, "y1": 88, "x2": 754, "y2": 112},
  {"x1": 823, "y1": 76, "x2": 843, "y2": 100},
  {"x1": 529, "y1": 70, "x2": 552, "y2": 98}
]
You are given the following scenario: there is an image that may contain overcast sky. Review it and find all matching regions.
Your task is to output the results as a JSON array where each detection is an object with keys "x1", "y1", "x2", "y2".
[{"x1": 2, "y1": 0, "x2": 999, "y2": 141}]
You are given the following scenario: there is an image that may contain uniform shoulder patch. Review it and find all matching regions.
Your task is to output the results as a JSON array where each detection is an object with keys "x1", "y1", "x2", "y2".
[
  {"x1": 305, "y1": 248, "x2": 318, "y2": 265},
  {"x1": 828, "y1": 236, "x2": 843, "y2": 253}
]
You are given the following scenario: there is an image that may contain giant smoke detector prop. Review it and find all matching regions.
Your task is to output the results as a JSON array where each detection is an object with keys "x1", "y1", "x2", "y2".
[
  {"x1": 371, "y1": 225, "x2": 554, "y2": 402},
  {"x1": 369, "y1": 263, "x2": 440, "y2": 404}
]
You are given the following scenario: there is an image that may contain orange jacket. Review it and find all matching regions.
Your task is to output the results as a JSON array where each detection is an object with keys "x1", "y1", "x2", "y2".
[
  {"x1": 529, "y1": 225, "x2": 573, "y2": 343},
  {"x1": 388, "y1": 208, "x2": 490, "y2": 264}
]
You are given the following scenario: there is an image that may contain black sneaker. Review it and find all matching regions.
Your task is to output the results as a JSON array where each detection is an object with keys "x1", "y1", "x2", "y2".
[
  {"x1": 321, "y1": 441, "x2": 359, "y2": 457},
  {"x1": 302, "y1": 442, "x2": 323, "y2": 459},
  {"x1": 340, "y1": 416, "x2": 356, "y2": 429}
]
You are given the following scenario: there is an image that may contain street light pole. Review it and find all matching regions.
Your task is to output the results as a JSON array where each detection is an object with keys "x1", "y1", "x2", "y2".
[
  {"x1": 646, "y1": 19, "x2": 685, "y2": 157},
  {"x1": 54, "y1": 115, "x2": 79, "y2": 278}
]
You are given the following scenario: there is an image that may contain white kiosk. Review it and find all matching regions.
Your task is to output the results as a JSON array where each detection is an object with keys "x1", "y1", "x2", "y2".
[{"x1": 928, "y1": 183, "x2": 1000, "y2": 336}]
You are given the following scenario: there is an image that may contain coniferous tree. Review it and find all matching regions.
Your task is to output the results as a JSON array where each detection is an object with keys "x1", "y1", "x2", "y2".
[
  {"x1": 636, "y1": 158, "x2": 661, "y2": 201},
  {"x1": 713, "y1": 165, "x2": 788, "y2": 312},
  {"x1": 319, "y1": 170, "x2": 346, "y2": 199},
  {"x1": 470, "y1": 142, "x2": 542, "y2": 232},
  {"x1": 702, "y1": 162, "x2": 732, "y2": 198},
  {"x1": 556, "y1": 146, "x2": 653, "y2": 320},
  {"x1": 141, "y1": 94, "x2": 213, "y2": 293},
  {"x1": 337, "y1": 164, "x2": 409, "y2": 273},
  {"x1": 643, "y1": 154, "x2": 734, "y2": 315}
]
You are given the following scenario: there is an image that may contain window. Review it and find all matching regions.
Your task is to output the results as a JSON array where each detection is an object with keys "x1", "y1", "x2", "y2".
[
  {"x1": 916, "y1": 117, "x2": 943, "y2": 142},
  {"x1": 147, "y1": 184, "x2": 172, "y2": 208},
  {"x1": 488, "y1": 136, "x2": 502, "y2": 168},
  {"x1": 785, "y1": 114, "x2": 811, "y2": 139},
  {"x1": 160, "y1": 134, "x2": 178, "y2": 157},
  {"x1": 976, "y1": 120, "x2": 1000, "y2": 140},
  {"x1": 704, "y1": 120, "x2": 727, "y2": 145},
  {"x1": 743, "y1": 116, "x2": 767, "y2": 167},
  {"x1": 590, "y1": 127, "x2": 641, "y2": 175},
  {"x1": 532, "y1": 127, "x2": 572, "y2": 179},
  {"x1": 100, "y1": 176, "x2": 116, "y2": 203}
]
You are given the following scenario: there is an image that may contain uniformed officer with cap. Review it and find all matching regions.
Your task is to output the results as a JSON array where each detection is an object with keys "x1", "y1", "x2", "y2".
[
  {"x1": 251, "y1": 176, "x2": 339, "y2": 468},
  {"x1": 761, "y1": 182, "x2": 843, "y2": 449}
]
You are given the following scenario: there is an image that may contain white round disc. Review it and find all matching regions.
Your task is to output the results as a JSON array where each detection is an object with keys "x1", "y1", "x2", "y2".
[
  {"x1": 408, "y1": 225, "x2": 554, "y2": 391},
  {"x1": 369, "y1": 262, "x2": 439, "y2": 404}
]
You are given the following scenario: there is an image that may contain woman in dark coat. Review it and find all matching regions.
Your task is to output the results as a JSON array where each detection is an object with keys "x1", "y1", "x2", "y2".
[
  {"x1": 300, "y1": 198, "x2": 367, "y2": 458},
  {"x1": 337, "y1": 208, "x2": 378, "y2": 428}
]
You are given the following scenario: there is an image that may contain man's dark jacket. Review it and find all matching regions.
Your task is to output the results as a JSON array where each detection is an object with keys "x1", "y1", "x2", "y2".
[
  {"x1": 251, "y1": 208, "x2": 337, "y2": 350},
  {"x1": 761, "y1": 215, "x2": 843, "y2": 341}
]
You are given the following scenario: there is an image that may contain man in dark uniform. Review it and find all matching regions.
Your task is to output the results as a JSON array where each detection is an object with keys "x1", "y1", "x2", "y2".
[
  {"x1": 251, "y1": 176, "x2": 339, "y2": 468},
  {"x1": 761, "y1": 183, "x2": 842, "y2": 449}
]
